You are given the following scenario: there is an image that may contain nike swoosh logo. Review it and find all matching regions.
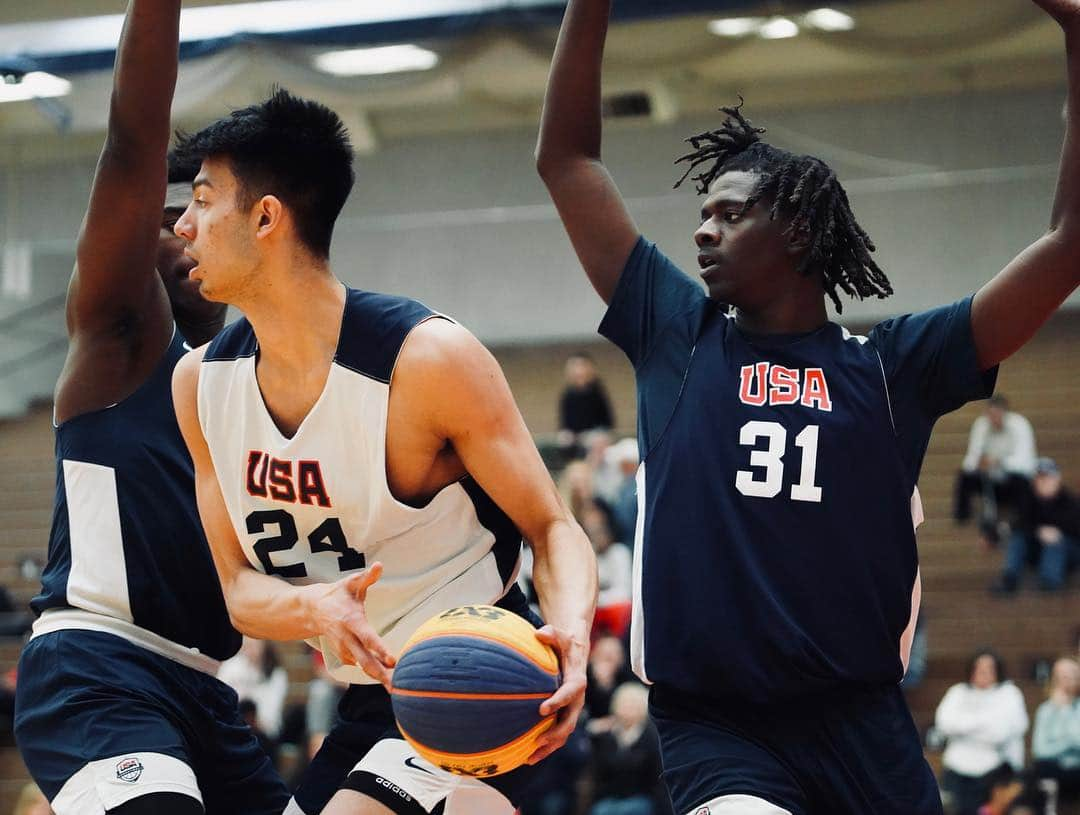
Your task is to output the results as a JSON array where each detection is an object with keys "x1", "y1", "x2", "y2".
[
  {"x1": 404, "y1": 756, "x2": 434, "y2": 775},
  {"x1": 182, "y1": 342, "x2": 193, "y2": 351}
]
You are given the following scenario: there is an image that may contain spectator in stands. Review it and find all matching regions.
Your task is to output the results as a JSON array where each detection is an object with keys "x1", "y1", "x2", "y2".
[
  {"x1": 977, "y1": 764, "x2": 1025, "y2": 815},
  {"x1": 586, "y1": 635, "x2": 638, "y2": 728},
  {"x1": 305, "y1": 651, "x2": 344, "y2": 760},
  {"x1": 1003, "y1": 788, "x2": 1048, "y2": 815},
  {"x1": 588, "y1": 682, "x2": 668, "y2": 815},
  {"x1": 606, "y1": 438, "x2": 640, "y2": 547},
  {"x1": 901, "y1": 611, "x2": 929, "y2": 691},
  {"x1": 11, "y1": 783, "x2": 51, "y2": 815},
  {"x1": 993, "y1": 458, "x2": 1080, "y2": 594},
  {"x1": 520, "y1": 718, "x2": 592, "y2": 815},
  {"x1": 584, "y1": 503, "x2": 633, "y2": 640},
  {"x1": 1032, "y1": 656, "x2": 1080, "y2": 803},
  {"x1": 558, "y1": 352, "x2": 615, "y2": 459},
  {"x1": 955, "y1": 396, "x2": 1036, "y2": 542},
  {"x1": 217, "y1": 637, "x2": 290, "y2": 740},
  {"x1": 935, "y1": 649, "x2": 1030, "y2": 815},
  {"x1": 561, "y1": 459, "x2": 600, "y2": 522}
]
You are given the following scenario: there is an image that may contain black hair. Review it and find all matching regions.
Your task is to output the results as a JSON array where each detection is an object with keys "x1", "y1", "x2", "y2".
[
  {"x1": 967, "y1": 648, "x2": 1007, "y2": 685},
  {"x1": 167, "y1": 148, "x2": 203, "y2": 186},
  {"x1": 172, "y1": 88, "x2": 355, "y2": 258},
  {"x1": 674, "y1": 100, "x2": 892, "y2": 313}
]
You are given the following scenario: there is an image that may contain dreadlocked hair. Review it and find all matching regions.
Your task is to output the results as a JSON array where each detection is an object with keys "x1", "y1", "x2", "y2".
[{"x1": 674, "y1": 100, "x2": 892, "y2": 313}]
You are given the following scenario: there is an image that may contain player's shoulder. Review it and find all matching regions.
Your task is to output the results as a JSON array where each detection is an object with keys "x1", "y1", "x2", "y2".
[
  {"x1": 203, "y1": 317, "x2": 256, "y2": 363},
  {"x1": 336, "y1": 288, "x2": 439, "y2": 383}
]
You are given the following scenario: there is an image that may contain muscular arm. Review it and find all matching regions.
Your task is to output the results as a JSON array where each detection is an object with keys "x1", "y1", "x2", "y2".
[
  {"x1": 56, "y1": 0, "x2": 181, "y2": 420},
  {"x1": 970, "y1": 0, "x2": 1080, "y2": 369},
  {"x1": 535, "y1": 0, "x2": 640, "y2": 304},
  {"x1": 172, "y1": 350, "x2": 395, "y2": 684},
  {"x1": 394, "y1": 319, "x2": 597, "y2": 755}
]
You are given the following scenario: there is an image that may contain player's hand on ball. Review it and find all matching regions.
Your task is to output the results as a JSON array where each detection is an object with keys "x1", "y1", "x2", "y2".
[
  {"x1": 313, "y1": 563, "x2": 396, "y2": 689},
  {"x1": 528, "y1": 622, "x2": 589, "y2": 764}
]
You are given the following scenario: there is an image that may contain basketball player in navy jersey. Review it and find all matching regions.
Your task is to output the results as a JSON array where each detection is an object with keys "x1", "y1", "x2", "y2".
[
  {"x1": 168, "y1": 91, "x2": 596, "y2": 814},
  {"x1": 537, "y1": 0, "x2": 1080, "y2": 813},
  {"x1": 13, "y1": 3, "x2": 288, "y2": 814}
]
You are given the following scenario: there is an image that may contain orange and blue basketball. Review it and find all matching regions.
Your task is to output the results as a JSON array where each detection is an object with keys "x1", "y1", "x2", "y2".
[{"x1": 390, "y1": 604, "x2": 561, "y2": 777}]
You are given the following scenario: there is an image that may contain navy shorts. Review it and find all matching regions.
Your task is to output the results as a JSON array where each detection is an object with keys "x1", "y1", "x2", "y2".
[
  {"x1": 290, "y1": 586, "x2": 547, "y2": 814},
  {"x1": 15, "y1": 630, "x2": 288, "y2": 815},
  {"x1": 650, "y1": 683, "x2": 943, "y2": 815}
]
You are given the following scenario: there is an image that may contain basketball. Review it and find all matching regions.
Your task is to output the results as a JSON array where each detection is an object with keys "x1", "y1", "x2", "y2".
[{"x1": 390, "y1": 605, "x2": 561, "y2": 777}]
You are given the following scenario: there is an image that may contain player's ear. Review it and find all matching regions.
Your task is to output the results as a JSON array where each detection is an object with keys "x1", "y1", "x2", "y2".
[{"x1": 254, "y1": 195, "x2": 284, "y2": 240}]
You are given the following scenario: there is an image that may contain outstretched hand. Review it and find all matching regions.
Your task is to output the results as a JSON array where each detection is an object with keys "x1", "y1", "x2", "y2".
[
  {"x1": 312, "y1": 563, "x2": 396, "y2": 689},
  {"x1": 1032, "y1": 0, "x2": 1080, "y2": 25},
  {"x1": 527, "y1": 622, "x2": 590, "y2": 765}
]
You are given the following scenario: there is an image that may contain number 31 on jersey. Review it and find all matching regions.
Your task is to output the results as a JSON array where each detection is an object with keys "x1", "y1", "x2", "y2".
[{"x1": 736, "y1": 421, "x2": 822, "y2": 503}]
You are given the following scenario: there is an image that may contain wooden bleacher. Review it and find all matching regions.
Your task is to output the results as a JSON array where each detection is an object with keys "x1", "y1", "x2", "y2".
[{"x1": 0, "y1": 311, "x2": 1076, "y2": 811}]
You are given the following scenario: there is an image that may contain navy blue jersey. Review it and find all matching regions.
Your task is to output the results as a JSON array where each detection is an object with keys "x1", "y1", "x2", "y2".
[
  {"x1": 601, "y1": 238, "x2": 996, "y2": 703},
  {"x1": 31, "y1": 329, "x2": 240, "y2": 661}
]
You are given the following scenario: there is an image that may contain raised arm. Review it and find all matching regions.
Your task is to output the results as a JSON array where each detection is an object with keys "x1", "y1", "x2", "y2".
[
  {"x1": 56, "y1": 0, "x2": 182, "y2": 419},
  {"x1": 535, "y1": 0, "x2": 640, "y2": 304},
  {"x1": 172, "y1": 351, "x2": 396, "y2": 687},
  {"x1": 393, "y1": 319, "x2": 597, "y2": 761},
  {"x1": 970, "y1": 0, "x2": 1080, "y2": 369}
]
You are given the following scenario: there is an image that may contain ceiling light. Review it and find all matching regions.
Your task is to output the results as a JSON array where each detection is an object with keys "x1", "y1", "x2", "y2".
[
  {"x1": 803, "y1": 8, "x2": 856, "y2": 32},
  {"x1": 707, "y1": 17, "x2": 765, "y2": 38},
  {"x1": 313, "y1": 44, "x2": 439, "y2": 77},
  {"x1": 758, "y1": 17, "x2": 800, "y2": 40},
  {"x1": 0, "y1": 71, "x2": 70, "y2": 103}
]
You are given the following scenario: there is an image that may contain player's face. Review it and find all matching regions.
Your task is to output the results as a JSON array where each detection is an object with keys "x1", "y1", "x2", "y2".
[
  {"x1": 174, "y1": 158, "x2": 260, "y2": 304},
  {"x1": 694, "y1": 170, "x2": 798, "y2": 308},
  {"x1": 157, "y1": 207, "x2": 225, "y2": 326}
]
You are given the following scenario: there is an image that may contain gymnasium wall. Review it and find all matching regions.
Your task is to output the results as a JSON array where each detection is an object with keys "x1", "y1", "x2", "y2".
[{"x1": 0, "y1": 84, "x2": 1076, "y2": 414}]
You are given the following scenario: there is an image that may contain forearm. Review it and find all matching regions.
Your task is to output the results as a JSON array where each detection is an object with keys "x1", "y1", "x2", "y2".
[
  {"x1": 106, "y1": 0, "x2": 182, "y2": 152},
  {"x1": 223, "y1": 568, "x2": 327, "y2": 642},
  {"x1": 530, "y1": 518, "x2": 597, "y2": 639},
  {"x1": 535, "y1": 0, "x2": 611, "y2": 171}
]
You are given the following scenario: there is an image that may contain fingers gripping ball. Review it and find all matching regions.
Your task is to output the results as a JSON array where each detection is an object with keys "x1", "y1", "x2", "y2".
[{"x1": 390, "y1": 605, "x2": 561, "y2": 777}]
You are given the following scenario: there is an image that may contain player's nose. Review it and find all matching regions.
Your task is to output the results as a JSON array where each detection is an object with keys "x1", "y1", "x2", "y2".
[
  {"x1": 173, "y1": 206, "x2": 195, "y2": 241},
  {"x1": 695, "y1": 219, "x2": 719, "y2": 247}
]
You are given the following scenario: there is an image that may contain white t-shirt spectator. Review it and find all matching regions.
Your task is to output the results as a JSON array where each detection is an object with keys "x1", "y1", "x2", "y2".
[
  {"x1": 961, "y1": 412, "x2": 1037, "y2": 477},
  {"x1": 596, "y1": 541, "x2": 632, "y2": 608},
  {"x1": 218, "y1": 654, "x2": 289, "y2": 739},
  {"x1": 935, "y1": 680, "x2": 1029, "y2": 776}
]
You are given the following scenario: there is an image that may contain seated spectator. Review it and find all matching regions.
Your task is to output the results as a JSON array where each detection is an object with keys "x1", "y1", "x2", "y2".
[
  {"x1": 583, "y1": 504, "x2": 632, "y2": 640},
  {"x1": 588, "y1": 683, "x2": 667, "y2": 815},
  {"x1": 586, "y1": 635, "x2": 638, "y2": 727},
  {"x1": 560, "y1": 459, "x2": 601, "y2": 522},
  {"x1": 306, "y1": 651, "x2": 345, "y2": 760},
  {"x1": 217, "y1": 637, "x2": 289, "y2": 740},
  {"x1": 605, "y1": 438, "x2": 640, "y2": 547},
  {"x1": 12, "y1": 782, "x2": 51, "y2": 815},
  {"x1": 993, "y1": 458, "x2": 1080, "y2": 594},
  {"x1": 977, "y1": 764, "x2": 1025, "y2": 815},
  {"x1": 520, "y1": 717, "x2": 592, "y2": 815},
  {"x1": 1032, "y1": 656, "x2": 1080, "y2": 803},
  {"x1": 1004, "y1": 788, "x2": 1048, "y2": 815},
  {"x1": 955, "y1": 395, "x2": 1036, "y2": 543},
  {"x1": 936, "y1": 650, "x2": 1029, "y2": 815},
  {"x1": 558, "y1": 352, "x2": 614, "y2": 460}
]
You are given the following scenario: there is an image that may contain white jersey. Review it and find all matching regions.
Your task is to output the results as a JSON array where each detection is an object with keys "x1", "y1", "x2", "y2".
[{"x1": 197, "y1": 290, "x2": 523, "y2": 683}]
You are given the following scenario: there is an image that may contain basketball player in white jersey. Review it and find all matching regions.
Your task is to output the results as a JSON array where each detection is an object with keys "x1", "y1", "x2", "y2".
[{"x1": 169, "y1": 90, "x2": 597, "y2": 815}]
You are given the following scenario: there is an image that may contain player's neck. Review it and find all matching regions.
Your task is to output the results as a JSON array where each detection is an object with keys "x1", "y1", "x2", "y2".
[
  {"x1": 245, "y1": 270, "x2": 346, "y2": 373},
  {"x1": 734, "y1": 294, "x2": 828, "y2": 336}
]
